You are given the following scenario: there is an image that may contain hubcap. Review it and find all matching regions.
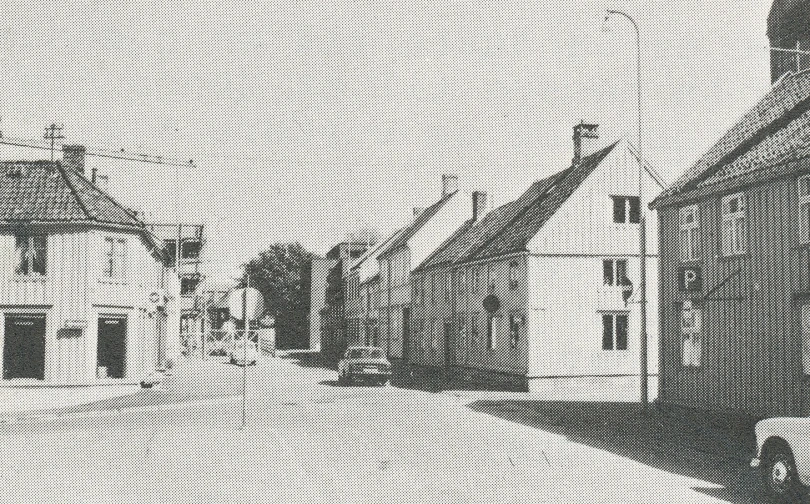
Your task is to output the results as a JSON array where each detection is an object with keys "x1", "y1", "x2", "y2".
[{"x1": 772, "y1": 460, "x2": 789, "y2": 485}]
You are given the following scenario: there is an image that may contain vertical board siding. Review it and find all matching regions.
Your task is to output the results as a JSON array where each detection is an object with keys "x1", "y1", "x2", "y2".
[
  {"x1": 0, "y1": 227, "x2": 165, "y2": 383},
  {"x1": 659, "y1": 175, "x2": 805, "y2": 417}
]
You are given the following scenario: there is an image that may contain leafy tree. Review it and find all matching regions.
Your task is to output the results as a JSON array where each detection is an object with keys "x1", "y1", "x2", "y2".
[{"x1": 240, "y1": 242, "x2": 315, "y2": 349}]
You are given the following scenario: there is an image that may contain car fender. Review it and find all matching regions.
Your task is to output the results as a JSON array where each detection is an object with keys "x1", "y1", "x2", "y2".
[{"x1": 757, "y1": 417, "x2": 810, "y2": 486}]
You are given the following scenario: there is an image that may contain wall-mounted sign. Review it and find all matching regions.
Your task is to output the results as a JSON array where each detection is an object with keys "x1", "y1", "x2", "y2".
[
  {"x1": 678, "y1": 266, "x2": 703, "y2": 292},
  {"x1": 483, "y1": 294, "x2": 501, "y2": 314},
  {"x1": 64, "y1": 319, "x2": 88, "y2": 329}
]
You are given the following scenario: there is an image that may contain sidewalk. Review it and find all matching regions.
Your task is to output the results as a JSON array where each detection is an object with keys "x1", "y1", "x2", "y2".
[{"x1": 0, "y1": 384, "x2": 140, "y2": 414}]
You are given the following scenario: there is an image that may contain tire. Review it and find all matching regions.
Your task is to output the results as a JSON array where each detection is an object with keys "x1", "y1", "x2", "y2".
[{"x1": 762, "y1": 443, "x2": 803, "y2": 503}]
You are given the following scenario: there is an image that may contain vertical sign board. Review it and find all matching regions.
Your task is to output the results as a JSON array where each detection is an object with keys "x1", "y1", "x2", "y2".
[{"x1": 678, "y1": 266, "x2": 703, "y2": 292}]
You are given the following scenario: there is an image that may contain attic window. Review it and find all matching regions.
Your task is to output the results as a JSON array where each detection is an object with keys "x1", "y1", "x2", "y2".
[{"x1": 612, "y1": 196, "x2": 641, "y2": 224}]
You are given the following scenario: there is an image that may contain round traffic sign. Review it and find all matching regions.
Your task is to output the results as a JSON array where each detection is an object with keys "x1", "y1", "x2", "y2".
[
  {"x1": 483, "y1": 294, "x2": 501, "y2": 314},
  {"x1": 228, "y1": 288, "x2": 265, "y2": 321}
]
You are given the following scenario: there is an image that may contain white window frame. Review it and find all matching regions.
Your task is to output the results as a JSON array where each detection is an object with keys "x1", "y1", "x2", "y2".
[
  {"x1": 721, "y1": 192, "x2": 746, "y2": 256},
  {"x1": 15, "y1": 235, "x2": 47, "y2": 276},
  {"x1": 601, "y1": 312, "x2": 629, "y2": 351},
  {"x1": 799, "y1": 175, "x2": 810, "y2": 244},
  {"x1": 679, "y1": 204, "x2": 700, "y2": 261},
  {"x1": 103, "y1": 237, "x2": 127, "y2": 280}
]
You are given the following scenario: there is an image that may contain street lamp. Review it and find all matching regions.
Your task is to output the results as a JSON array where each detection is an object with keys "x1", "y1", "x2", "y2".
[{"x1": 604, "y1": 8, "x2": 648, "y2": 411}]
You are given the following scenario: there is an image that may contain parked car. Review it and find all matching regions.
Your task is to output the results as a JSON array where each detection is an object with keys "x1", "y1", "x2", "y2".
[
  {"x1": 751, "y1": 416, "x2": 810, "y2": 502},
  {"x1": 228, "y1": 340, "x2": 259, "y2": 366},
  {"x1": 337, "y1": 346, "x2": 391, "y2": 386}
]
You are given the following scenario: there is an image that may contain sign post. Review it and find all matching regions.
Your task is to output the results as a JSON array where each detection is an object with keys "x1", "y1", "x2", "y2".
[{"x1": 228, "y1": 282, "x2": 265, "y2": 430}]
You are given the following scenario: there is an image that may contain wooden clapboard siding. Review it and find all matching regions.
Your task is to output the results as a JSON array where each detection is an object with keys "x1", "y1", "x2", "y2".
[
  {"x1": 0, "y1": 226, "x2": 166, "y2": 383},
  {"x1": 659, "y1": 175, "x2": 807, "y2": 416}
]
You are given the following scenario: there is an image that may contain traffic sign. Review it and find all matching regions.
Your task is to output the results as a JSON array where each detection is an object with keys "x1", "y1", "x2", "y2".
[
  {"x1": 228, "y1": 288, "x2": 265, "y2": 321},
  {"x1": 483, "y1": 294, "x2": 501, "y2": 314}
]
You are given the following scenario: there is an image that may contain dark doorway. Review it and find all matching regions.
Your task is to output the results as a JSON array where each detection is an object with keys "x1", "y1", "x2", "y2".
[
  {"x1": 402, "y1": 307, "x2": 410, "y2": 361},
  {"x1": 3, "y1": 314, "x2": 46, "y2": 380},
  {"x1": 97, "y1": 316, "x2": 127, "y2": 379},
  {"x1": 444, "y1": 322, "x2": 453, "y2": 368}
]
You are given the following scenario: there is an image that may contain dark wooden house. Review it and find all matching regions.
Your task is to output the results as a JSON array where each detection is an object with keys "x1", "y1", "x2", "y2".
[{"x1": 651, "y1": 67, "x2": 810, "y2": 417}]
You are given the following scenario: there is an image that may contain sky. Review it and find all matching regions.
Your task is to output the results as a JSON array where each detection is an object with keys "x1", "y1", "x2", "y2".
[{"x1": 0, "y1": 1, "x2": 774, "y2": 283}]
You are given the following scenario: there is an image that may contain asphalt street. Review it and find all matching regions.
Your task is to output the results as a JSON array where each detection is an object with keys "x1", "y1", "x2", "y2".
[{"x1": 0, "y1": 354, "x2": 768, "y2": 504}]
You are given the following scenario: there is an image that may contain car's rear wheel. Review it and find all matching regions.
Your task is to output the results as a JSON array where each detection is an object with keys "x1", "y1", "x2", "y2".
[{"x1": 762, "y1": 443, "x2": 802, "y2": 503}]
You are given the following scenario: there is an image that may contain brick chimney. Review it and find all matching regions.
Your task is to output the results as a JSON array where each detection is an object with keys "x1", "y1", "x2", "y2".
[
  {"x1": 442, "y1": 174, "x2": 459, "y2": 198},
  {"x1": 62, "y1": 145, "x2": 86, "y2": 175},
  {"x1": 572, "y1": 122, "x2": 599, "y2": 165},
  {"x1": 472, "y1": 191, "x2": 489, "y2": 221}
]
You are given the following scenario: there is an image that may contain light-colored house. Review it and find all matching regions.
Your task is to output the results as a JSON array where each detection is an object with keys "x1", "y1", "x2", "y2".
[
  {"x1": 0, "y1": 149, "x2": 176, "y2": 383},
  {"x1": 345, "y1": 228, "x2": 404, "y2": 348},
  {"x1": 411, "y1": 124, "x2": 665, "y2": 392},
  {"x1": 377, "y1": 175, "x2": 470, "y2": 361}
]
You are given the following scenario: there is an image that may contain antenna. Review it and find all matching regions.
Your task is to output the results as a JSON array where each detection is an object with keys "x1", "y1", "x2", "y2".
[{"x1": 43, "y1": 123, "x2": 64, "y2": 162}]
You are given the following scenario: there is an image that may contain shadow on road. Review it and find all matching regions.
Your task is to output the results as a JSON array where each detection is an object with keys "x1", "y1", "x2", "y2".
[
  {"x1": 466, "y1": 400, "x2": 772, "y2": 504},
  {"x1": 279, "y1": 350, "x2": 337, "y2": 370}
]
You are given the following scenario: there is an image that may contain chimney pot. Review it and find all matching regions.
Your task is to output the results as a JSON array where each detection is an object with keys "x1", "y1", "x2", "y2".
[
  {"x1": 62, "y1": 145, "x2": 86, "y2": 175},
  {"x1": 441, "y1": 174, "x2": 459, "y2": 198},
  {"x1": 472, "y1": 191, "x2": 490, "y2": 221},
  {"x1": 572, "y1": 122, "x2": 599, "y2": 165}
]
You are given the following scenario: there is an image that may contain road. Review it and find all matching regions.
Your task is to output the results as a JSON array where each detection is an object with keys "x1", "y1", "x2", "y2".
[{"x1": 0, "y1": 354, "x2": 767, "y2": 503}]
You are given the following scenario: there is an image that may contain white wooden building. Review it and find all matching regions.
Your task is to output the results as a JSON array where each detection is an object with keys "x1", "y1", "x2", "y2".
[
  {"x1": 377, "y1": 175, "x2": 469, "y2": 360},
  {"x1": 0, "y1": 151, "x2": 176, "y2": 384},
  {"x1": 411, "y1": 124, "x2": 666, "y2": 391}
]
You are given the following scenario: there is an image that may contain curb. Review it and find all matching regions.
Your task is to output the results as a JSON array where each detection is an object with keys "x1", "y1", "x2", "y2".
[{"x1": 0, "y1": 394, "x2": 241, "y2": 424}]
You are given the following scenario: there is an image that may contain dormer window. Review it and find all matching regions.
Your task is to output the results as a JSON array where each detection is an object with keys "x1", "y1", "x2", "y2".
[
  {"x1": 612, "y1": 196, "x2": 640, "y2": 224},
  {"x1": 15, "y1": 235, "x2": 46, "y2": 276}
]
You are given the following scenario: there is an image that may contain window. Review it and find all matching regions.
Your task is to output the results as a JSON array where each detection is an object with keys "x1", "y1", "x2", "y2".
[
  {"x1": 103, "y1": 238, "x2": 127, "y2": 279},
  {"x1": 487, "y1": 315, "x2": 499, "y2": 349},
  {"x1": 681, "y1": 303, "x2": 702, "y2": 367},
  {"x1": 612, "y1": 196, "x2": 641, "y2": 224},
  {"x1": 602, "y1": 313, "x2": 628, "y2": 351},
  {"x1": 430, "y1": 274, "x2": 436, "y2": 305},
  {"x1": 721, "y1": 192, "x2": 746, "y2": 256},
  {"x1": 445, "y1": 272, "x2": 452, "y2": 301},
  {"x1": 420, "y1": 276, "x2": 426, "y2": 305},
  {"x1": 15, "y1": 235, "x2": 47, "y2": 276},
  {"x1": 799, "y1": 176, "x2": 810, "y2": 244},
  {"x1": 509, "y1": 314, "x2": 520, "y2": 348},
  {"x1": 470, "y1": 313, "x2": 479, "y2": 348},
  {"x1": 457, "y1": 315, "x2": 467, "y2": 348},
  {"x1": 679, "y1": 205, "x2": 700, "y2": 261},
  {"x1": 602, "y1": 259, "x2": 630, "y2": 286},
  {"x1": 431, "y1": 318, "x2": 438, "y2": 350},
  {"x1": 472, "y1": 266, "x2": 481, "y2": 293},
  {"x1": 181, "y1": 240, "x2": 200, "y2": 259},
  {"x1": 457, "y1": 268, "x2": 466, "y2": 294},
  {"x1": 181, "y1": 276, "x2": 200, "y2": 295},
  {"x1": 508, "y1": 261, "x2": 519, "y2": 290},
  {"x1": 486, "y1": 264, "x2": 494, "y2": 292},
  {"x1": 163, "y1": 239, "x2": 177, "y2": 266}
]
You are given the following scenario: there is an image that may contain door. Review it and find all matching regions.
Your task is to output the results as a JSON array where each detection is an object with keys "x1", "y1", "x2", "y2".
[
  {"x1": 2, "y1": 314, "x2": 46, "y2": 380},
  {"x1": 97, "y1": 316, "x2": 127, "y2": 379},
  {"x1": 444, "y1": 322, "x2": 453, "y2": 368},
  {"x1": 402, "y1": 307, "x2": 410, "y2": 361}
]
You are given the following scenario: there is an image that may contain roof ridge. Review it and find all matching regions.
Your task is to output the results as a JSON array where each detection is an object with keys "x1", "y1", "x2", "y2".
[
  {"x1": 55, "y1": 163, "x2": 93, "y2": 221},
  {"x1": 65, "y1": 167, "x2": 145, "y2": 227}
]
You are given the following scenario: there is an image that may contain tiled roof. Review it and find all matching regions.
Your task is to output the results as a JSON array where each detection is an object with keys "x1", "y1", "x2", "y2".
[
  {"x1": 464, "y1": 142, "x2": 616, "y2": 262},
  {"x1": 0, "y1": 161, "x2": 144, "y2": 228},
  {"x1": 415, "y1": 142, "x2": 617, "y2": 269},
  {"x1": 376, "y1": 190, "x2": 459, "y2": 258},
  {"x1": 652, "y1": 70, "x2": 810, "y2": 207}
]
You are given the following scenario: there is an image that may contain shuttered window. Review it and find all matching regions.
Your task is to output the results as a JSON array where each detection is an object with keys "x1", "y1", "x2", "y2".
[
  {"x1": 721, "y1": 193, "x2": 746, "y2": 256},
  {"x1": 799, "y1": 176, "x2": 810, "y2": 244},
  {"x1": 679, "y1": 205, "x2": 700, "y2": 261},
  {"x1": 681, "y1": 304, "x2": 702, "y2": 368}
]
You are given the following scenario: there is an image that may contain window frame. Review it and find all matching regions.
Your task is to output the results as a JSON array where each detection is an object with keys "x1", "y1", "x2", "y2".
[
  {"x1": 611, "y1": 196, "x2": 641, "y2": 224},
  {"x1": 799, "y1": 175, "x2": 810, "y2": 245},
  {"x1": 102, "y1": 237, "x2": 127, "y2": 280},
  {"x1": 14, "y1": 234, "x2": 47, "y2": 277},
  {"x1": 720, "y1": 192, "x2": 747, "y2": 257},
  {"x1": 679, "y1": 204, "x2": 700, "y2": 262},
  {"x1": 509, "y1": 314, "x2": 520, "y2": 348},
  {"x1": 508, "y1": 261, "x2": 519, "y2": 290},
  {"x1": 601, "y1": 312, "x2": 629, "y2": 351}
]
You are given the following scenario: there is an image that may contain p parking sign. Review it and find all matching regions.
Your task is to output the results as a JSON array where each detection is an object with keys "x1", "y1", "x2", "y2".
[{"x1": 678, "y1": 266, "x2": 703, "y2": 292}]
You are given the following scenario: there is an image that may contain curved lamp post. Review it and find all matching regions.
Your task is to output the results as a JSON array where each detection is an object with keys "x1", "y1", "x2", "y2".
[{"x1": 605, "y1": 9, "x2": 648, "y2": 411}]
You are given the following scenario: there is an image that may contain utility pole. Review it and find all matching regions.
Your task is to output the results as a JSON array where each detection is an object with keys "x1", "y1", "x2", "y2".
[{"x1": 43, "y1": 124, "x2": 64, "y2": 162}]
